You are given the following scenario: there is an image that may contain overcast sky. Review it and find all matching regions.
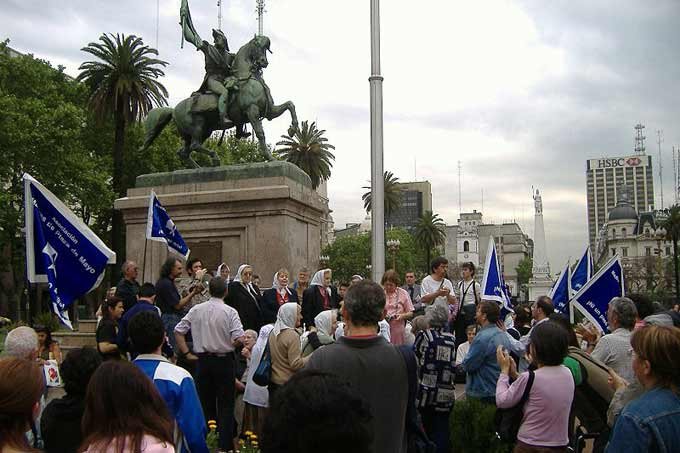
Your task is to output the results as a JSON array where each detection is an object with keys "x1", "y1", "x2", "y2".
[{"x1": 4, "y1": 0, "x2": 680, "y2": 272}]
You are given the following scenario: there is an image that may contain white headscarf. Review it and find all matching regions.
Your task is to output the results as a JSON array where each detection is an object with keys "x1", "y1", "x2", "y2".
[
  {"x1": 273, "y1": 302, "x2": 299, "y2": 336},
  {"x1": 314, "y1": 310, "x2": 336, "y2": 337},
  {"x1": 234, "y1": 264, "x2": 257, "y2": 298},
  {"x1": 310, "y1": 269, "x2": 332, "y2": 296},
  {"x1": 233, "y1": 264, "x2": 250, "y2": 283},
  {"x1": 272, "y1": 272, "x2": 292, "y2": 296},
  {"x1": 217, "y1": 263, "x2": 230, "y2": 281}
]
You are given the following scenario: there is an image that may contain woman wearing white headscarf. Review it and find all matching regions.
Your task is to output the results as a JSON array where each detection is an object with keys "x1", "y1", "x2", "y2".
[
  {"x1": 243, "y1": 323, "x2": 274, "y2": 437},
  {"x1": 302, "y1": 268, "x2": 339, "y2": 328},
  {"x1": 216, "y1": 263, "x2": 231, "y2": 282},
  {"x1": 227, "y1": 264, "x2": 264, "y2": 331},
  {"x1": 301, "y1": 310, "x2": 337, "y2": 356},
  {"x1": 268, "y1": 302, "x2": 308, "y2": 401},
  {"x1": 261, "y1": 268, "x2": 299, "y2": 324}
]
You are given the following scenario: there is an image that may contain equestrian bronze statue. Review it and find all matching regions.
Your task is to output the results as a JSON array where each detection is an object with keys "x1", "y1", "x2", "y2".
[{"x1": 140, "y1": 0, "x2": 299, "y2": 168}]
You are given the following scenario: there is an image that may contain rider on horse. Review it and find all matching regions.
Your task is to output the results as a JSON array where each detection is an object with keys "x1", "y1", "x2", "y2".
[
  {"x1": 195, "y1": 29, "x2": 237, "y2": 126},
  {"x1": 181, "y1": 0, "x2": 239, "y2": 129}
]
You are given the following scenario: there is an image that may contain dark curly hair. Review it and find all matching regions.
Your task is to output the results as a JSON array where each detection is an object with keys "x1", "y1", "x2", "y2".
[
  {"x1": 159, "y1": 257, "x2": 181, "y2": 279},
  {"x1": 343, "y1": 280, "x2": 386, "y2": 327},
  {"x1": 262, "y1": 370, "x2": 373, "y2": 453},
  {"x1": 61, "y1": 347, "x2": 102, "y2": 396}
]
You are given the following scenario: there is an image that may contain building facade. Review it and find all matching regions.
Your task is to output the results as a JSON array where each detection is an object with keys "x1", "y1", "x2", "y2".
[
  {"x1": 445, "y1": 211, "x2": 532, "y2": 299},
  {"x1": 586, "y1": 154, "x2": 655, "y2": 250},
  {"x1": 385, "y1": 181, "x2": 432, "y2": 230},
  {"x1": 595, "y1": 190, "x2": 673, "y2": 294}
]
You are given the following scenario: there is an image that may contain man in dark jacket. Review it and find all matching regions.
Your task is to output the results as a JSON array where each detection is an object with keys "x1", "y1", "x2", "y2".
[
  {"x1": 306, "y1": 280, "x2": 410, "y2": 453},
  {"x1": 115, "y1": 260, "x2": 140, "y2": 311}
]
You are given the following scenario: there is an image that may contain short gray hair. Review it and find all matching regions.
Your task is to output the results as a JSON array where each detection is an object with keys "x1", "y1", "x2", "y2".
[
  {"x1": 609, "y1": 297, "x2": 638, "y2": 330},
  {"x1": 4, "y1": 326, "x2": 38, "y2": 359},
  {"x1": 425, "y1": 304, "x2": 449, "y2": 328}
]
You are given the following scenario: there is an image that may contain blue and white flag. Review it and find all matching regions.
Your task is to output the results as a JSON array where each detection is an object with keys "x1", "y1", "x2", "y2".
[
  {"x1": 570, "y1": 246, "x2": 593, "y2": 296},
  {"x1": 146, "y1": 190, "x2": 190, "y2": 259},
  {"x1": 571, "y1": 255, "x2": 624, "y2": 333},
  {"x1": 481, "y1": 236, "x2": 514, "y2": 315},
  {"x1": 24, "y1": 174, "x2": 115, "y2": 329},
  {"x1": 549, "y1": 262, "x2": 570, "y2": 314}
]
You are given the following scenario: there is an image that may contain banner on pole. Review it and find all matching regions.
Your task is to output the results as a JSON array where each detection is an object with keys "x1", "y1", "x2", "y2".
[
  {"x1": 481, "y1": 236, "x2": 514, "y2": 315},
  {"x1": 146, "y1": 190, "x2": 190, "y2": 259},
  {"x1": 24, "y1": 174, "x2": 115, "y2": 329},
  {"x1": 550, "y1": 262, "x2": 570, "y2": 314},
  {"x1": 571, "y1": 255, "x2": 624, "y2": 333}
]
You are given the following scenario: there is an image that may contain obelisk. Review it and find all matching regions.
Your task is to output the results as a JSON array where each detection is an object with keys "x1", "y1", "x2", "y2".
[{"x1": 528, "y1": 189, "x2": 553, "y2": 302}]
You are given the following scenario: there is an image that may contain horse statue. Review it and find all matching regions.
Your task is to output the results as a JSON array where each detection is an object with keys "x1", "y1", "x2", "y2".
[{"x1": 139, "y1": 33, "x2": 298, "y2": 168}]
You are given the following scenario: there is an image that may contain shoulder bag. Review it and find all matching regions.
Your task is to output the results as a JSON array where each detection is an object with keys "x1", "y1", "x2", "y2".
[
  {"x1": 252, "y1": 333, "x2": 273, "y2": 387},
  {"x1": 494, "y1": 370, "x2": 535, "y2": 442}
]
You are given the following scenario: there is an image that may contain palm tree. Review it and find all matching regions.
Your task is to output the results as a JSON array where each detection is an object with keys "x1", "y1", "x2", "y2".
[
  {"x1": 77, "y1": 33, "x2": 168, "y2": 267},
  {"x1": 661, "y1": 205, "x2": 680, "y2": 304},
  {"x1": 277, "y1": 120, "x2": 335, "y2": 190},
  {"x1": 362, "y1": 171, "x2": 403, "y2": 218},
  {"x1": 414, "y1": 211, "x2": 446, "y2": 273}
]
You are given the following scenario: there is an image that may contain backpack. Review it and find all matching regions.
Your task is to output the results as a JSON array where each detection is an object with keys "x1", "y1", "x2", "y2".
[{"x1": 567, "y1": 346, "x2": 613, "y2": 432}]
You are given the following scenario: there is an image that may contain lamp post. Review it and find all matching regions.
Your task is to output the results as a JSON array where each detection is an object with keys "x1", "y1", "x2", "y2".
[
  {"x1": 319, "y1": 255, "x2": 330, "y2": 268},
  {"x1": 369, "y1": 0, "x2": 385, "y2": 282},
  {"x1": 386, "y1": 239, "x2": 401, "y2": 271}
]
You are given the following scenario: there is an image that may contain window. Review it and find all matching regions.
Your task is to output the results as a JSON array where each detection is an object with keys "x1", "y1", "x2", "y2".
[
  {"x1": 622, "y1": 228, "x2": 627, "y2": 238},
  {"x1": 612, "y1": 229, "x2": 617, "y2": 239},
  {"x1": 646, "y1": 247, "x2": 651, "y2": 256},
  {"x1": 612, "y1": 248, "x2": 617, "y2": 256},
  {"x1": 667, "y1": 246, "x2": 672, "y2": 256},
  {"x1": 463, "y1": 241, "x2": 469, "y2": 252},
  {"x1": 622, "y1": 248, "x2": 628, "y2": 257},
  {"x1": 645, "y1": 228, "x2": 650, "y2": 237}
]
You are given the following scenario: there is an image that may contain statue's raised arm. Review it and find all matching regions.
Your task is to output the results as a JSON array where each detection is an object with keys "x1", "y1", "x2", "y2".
[{"x1": 180, "y1": 0, "x2": 203, "y2": 49}]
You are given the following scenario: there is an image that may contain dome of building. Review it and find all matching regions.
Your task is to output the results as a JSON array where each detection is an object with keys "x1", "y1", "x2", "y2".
[{"x1": 608, "y1": 190, "x2": 638, "y2": 221}]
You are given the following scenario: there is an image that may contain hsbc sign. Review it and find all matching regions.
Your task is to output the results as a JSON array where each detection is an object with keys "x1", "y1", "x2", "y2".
[{"x1": 589, "y1": 155, "x2": 649, "y2": 170}]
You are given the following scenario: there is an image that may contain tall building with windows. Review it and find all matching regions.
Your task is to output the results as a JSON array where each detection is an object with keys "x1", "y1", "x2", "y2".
[
  {"x1": 586, "y1": 154, "x2": 655, "y2": 250},
  {"x1": 385, "y1": 181, "x2": 432, "y2": 231}
]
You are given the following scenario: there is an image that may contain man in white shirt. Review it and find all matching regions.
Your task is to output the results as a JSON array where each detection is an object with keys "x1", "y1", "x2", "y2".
[
  {"x1": 502, "y1": 296, "x2": 553, "y2": 371},
  {"x1": 454, "y1": 262, "x2": 480, "y2": 346},
  {"x1": 420, "y1": 257, "x2": 457, "y2": 327}
]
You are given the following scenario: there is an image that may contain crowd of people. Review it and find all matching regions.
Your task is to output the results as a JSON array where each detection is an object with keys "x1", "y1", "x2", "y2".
[{"x1": 1, "y1": 255, "x2": 680, "y2": 453}]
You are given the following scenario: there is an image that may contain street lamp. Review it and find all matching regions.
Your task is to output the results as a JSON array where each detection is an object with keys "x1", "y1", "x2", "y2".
[
  {"x1": 369, "y1": 0, "x2": 385, "y2": 282},
  {"x1": 319, "y1": 255, "x2": 330, "y2": 268},
  {"x1": 386, "y1": 239, "x2": 400, "y2": 270}
]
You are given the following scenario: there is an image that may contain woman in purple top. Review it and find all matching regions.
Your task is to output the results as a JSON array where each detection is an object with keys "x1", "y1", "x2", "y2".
[{"x1": 496, "y1": 321, "x2": 574, "y2": 452}]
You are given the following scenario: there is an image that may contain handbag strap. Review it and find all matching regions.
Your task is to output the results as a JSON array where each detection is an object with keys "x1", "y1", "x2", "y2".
[{"x1": 518, "y1": 369, "x2": 535, "y2": 406}]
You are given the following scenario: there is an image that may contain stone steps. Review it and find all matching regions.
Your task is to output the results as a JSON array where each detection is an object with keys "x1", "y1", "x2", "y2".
[{"x1": 52, "y1": 319, "x2": 98, "y2": 350}]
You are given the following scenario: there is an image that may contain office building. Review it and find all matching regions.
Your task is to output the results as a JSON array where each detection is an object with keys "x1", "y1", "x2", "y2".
[
  {"x1": 385, "y1": 181, "x2": 432, "y2": 230},
  {"x1": 586, "y1": 154, "x2": 655, "y2": 250}
]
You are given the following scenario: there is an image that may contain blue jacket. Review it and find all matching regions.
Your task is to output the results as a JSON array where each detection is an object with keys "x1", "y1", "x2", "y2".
[
  {"x1": 134, "y1": 355, "x2": 208, "y2": 453},
  {"x1": 606, "y1": 387, "x2": 680, "y2": 453},
  {"x1": 462, "y1": 323, "x2": 512, "y2": 400}
]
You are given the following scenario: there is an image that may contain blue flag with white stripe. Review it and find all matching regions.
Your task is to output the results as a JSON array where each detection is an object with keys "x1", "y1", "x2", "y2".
[
  {"x1": 24, "y1": 174, "x2": 116, "y2": 329},
  {"x1": 549, "y1": 262, "x2": 570, "y2": 314},
  {"x1": 571, "y1": 255, "x2": 624, "y2": 333},
  {"x1": 146, "y1": 190, "x2": 190, "y2": 259},
  {"x1": 570, "y1": 246, "x2": 592, "y2": 296},
  {"x1": 481, "y1": 236, "x2": 514, "y2": 315}
]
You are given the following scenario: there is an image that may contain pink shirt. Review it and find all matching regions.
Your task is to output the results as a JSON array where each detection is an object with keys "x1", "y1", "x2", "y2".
[
  {"x1": 496, "y1": 365, "x2": 574, "y2": 447},
  {"x1": 83, "y1": 435, "x2": 175, "y2": 452},
  {"x1": 385, "y1": 287, "x2": 414, "y2": 345}
]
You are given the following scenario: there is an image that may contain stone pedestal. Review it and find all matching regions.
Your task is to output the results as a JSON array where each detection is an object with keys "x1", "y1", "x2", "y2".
[
  {"x1": 114, "y1": 161, "x2": 326, "y2": 283},
  {"x1": 528, "y1": 277, "x2": 554, "y2": 303}
]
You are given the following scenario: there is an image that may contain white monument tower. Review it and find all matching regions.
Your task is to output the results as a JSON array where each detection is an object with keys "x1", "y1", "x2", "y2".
[{"x1": 528, "y1": 188, "x2": 553, "y2": 302}]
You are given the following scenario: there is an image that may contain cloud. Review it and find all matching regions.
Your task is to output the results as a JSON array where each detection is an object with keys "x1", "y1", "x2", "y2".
[{"x1": 3, "y1": 0, "x2": 679, "y2": 272}]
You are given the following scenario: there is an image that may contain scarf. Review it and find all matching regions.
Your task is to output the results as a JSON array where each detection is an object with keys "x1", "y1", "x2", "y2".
[{"x1": 273, "y1": 302, "x2": 299, "y2": 336}]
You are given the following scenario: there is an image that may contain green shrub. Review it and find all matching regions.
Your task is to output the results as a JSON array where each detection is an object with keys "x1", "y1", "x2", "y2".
[
  {"x1": 32, "y1": 311, "x2": 61, "y2": 333},
  {"x1": 450, "y1": 397, "x2": 511, "y2": 453}
]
